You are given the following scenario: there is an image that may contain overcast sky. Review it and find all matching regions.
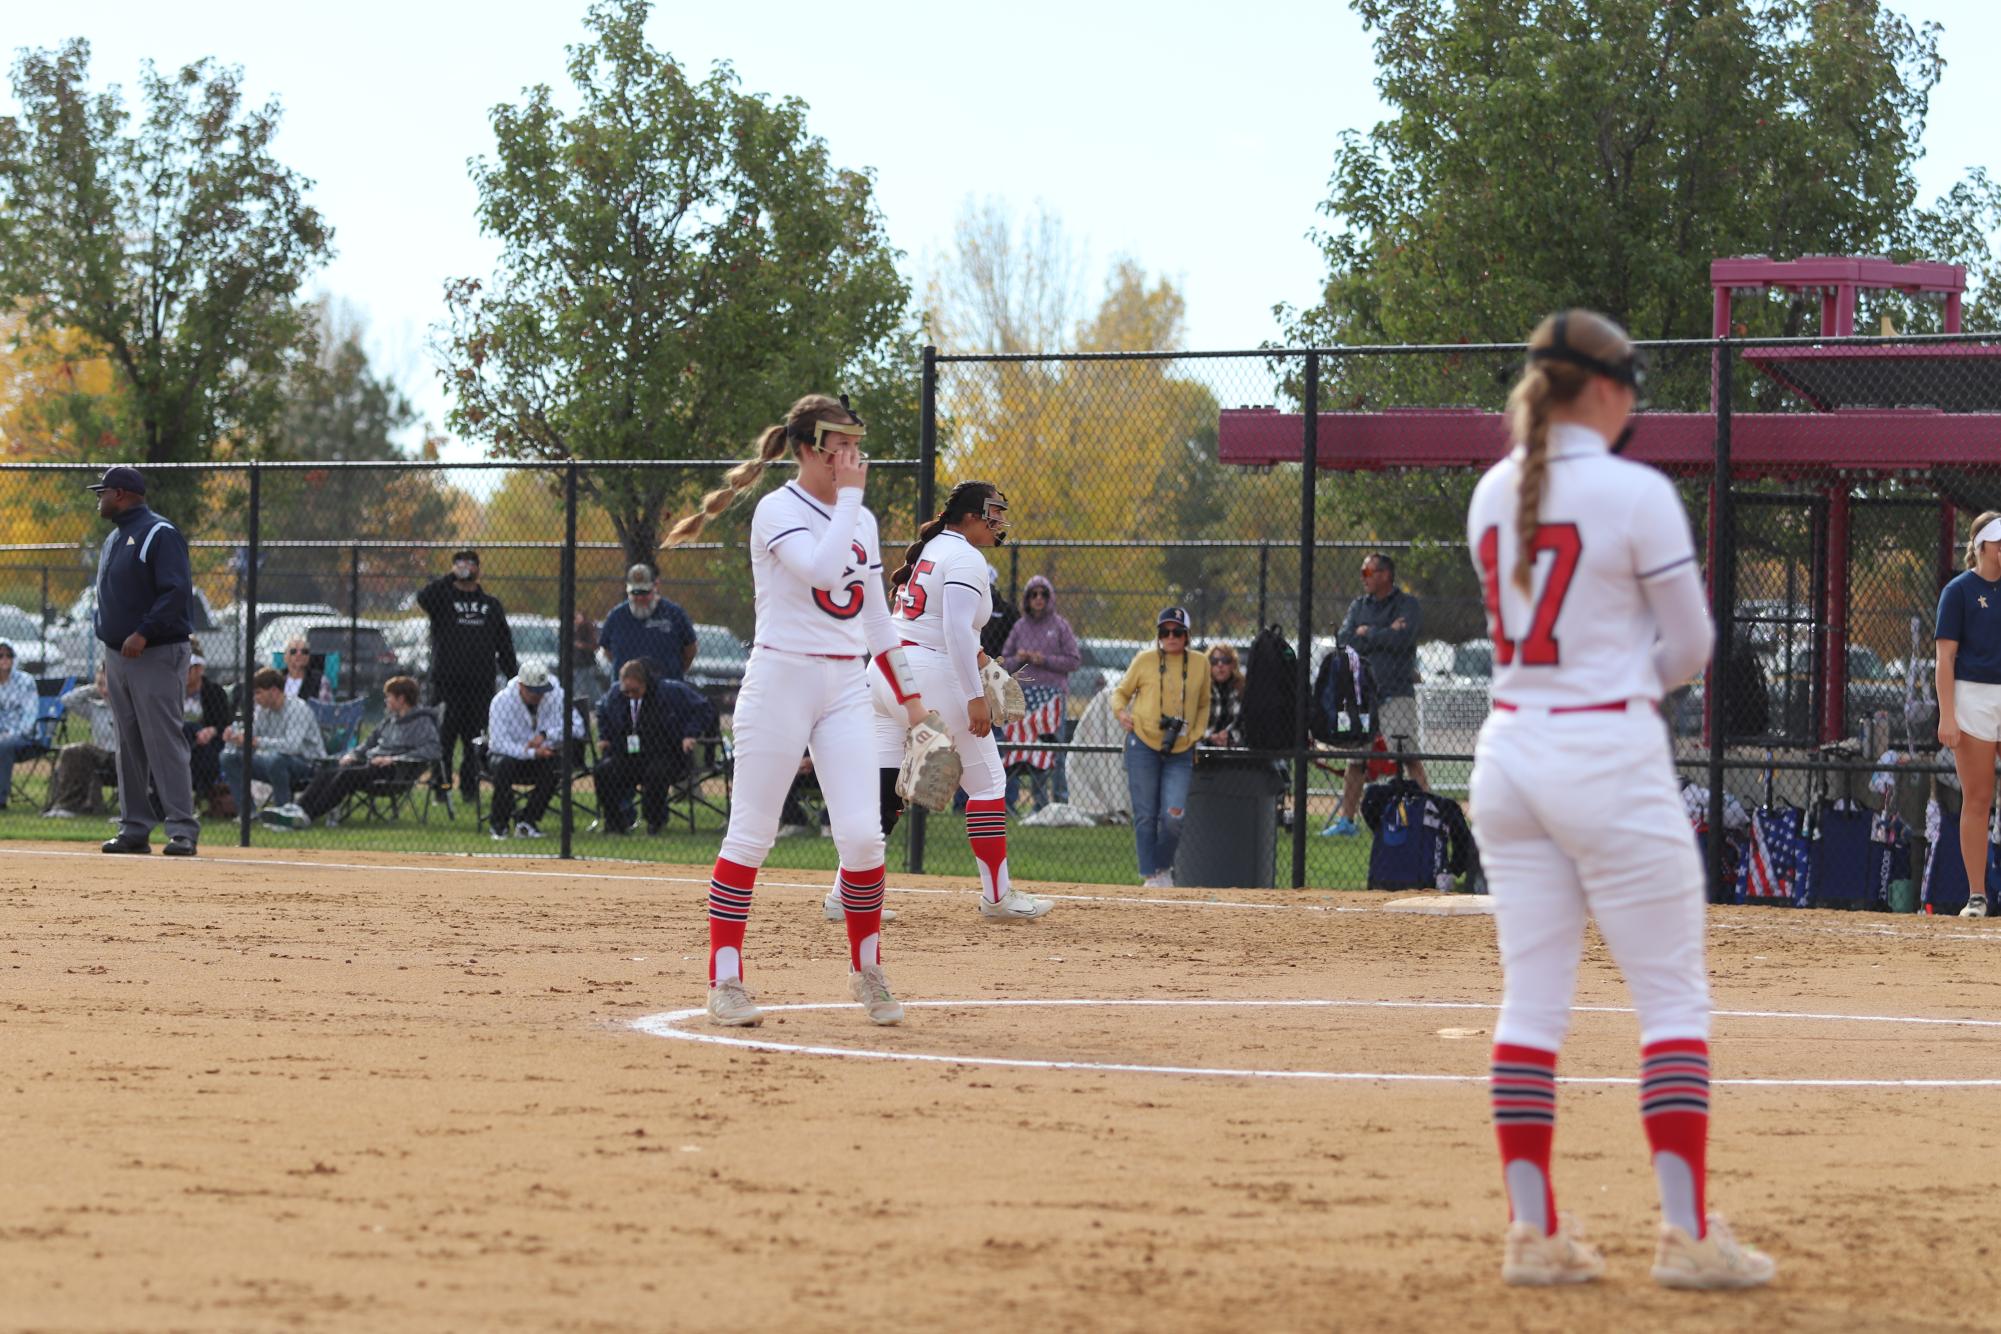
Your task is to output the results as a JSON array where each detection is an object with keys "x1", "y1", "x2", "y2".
[{"x1": 6, "y1": 0, "x2": 1997, "y2": 459}]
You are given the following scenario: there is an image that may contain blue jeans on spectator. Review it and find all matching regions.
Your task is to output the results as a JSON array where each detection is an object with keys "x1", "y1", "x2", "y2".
[
  {"x1": 225, "y1": 750, "x2": 318, "y2": 813},
  {"x1": 0, "y1": 731, "x2": 36, "y2": 806},
  {"x1": 1124, "y1": 734, "x2": 1193, "y2": 879}
]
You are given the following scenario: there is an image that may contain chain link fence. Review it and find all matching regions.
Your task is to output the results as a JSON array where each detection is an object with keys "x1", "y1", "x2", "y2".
[{"x1": 2, "y1": 330, "x2": 1994, "y2": 897}]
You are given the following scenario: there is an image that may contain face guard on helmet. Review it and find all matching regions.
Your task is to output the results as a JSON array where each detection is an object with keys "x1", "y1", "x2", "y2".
[
  {"x1": 810, "y1": 394, "x2": 868, "y2": 453},
  {"x1": 980, "y1": 489, "x2": 1011, "y2": 545}
]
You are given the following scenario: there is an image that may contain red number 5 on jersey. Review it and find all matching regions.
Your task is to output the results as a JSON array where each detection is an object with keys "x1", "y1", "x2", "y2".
[
  {"x1": 1477, "y1": 523, "x2": 1582, "y2": 666},
  {"x1": 897, "y1": 559, "x2": 936, "y2": 619},
  {"x1": 813, "y1": 541, "x2": 870, "y2": 621}
]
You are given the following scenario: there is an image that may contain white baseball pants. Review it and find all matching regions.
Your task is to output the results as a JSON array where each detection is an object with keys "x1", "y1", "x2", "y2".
[{"x1": 720, "y1": 648, "x2": 885, "y2": 871}]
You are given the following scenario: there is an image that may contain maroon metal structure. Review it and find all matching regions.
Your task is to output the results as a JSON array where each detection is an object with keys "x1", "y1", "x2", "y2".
[{"x1": 1218, "y1": 256, "x2": 1997, "y2": 743}]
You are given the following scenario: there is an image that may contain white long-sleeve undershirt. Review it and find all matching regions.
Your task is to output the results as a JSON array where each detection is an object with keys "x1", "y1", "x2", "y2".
[
  {"x1": 1642, "y1": 561, "x2": 1715, "y2": 693},
  {"x1": 941, "y1": 580, "x2": 985, "y2": 701}
]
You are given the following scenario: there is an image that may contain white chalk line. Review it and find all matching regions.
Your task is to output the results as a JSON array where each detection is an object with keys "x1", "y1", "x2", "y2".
[
  {"x1": 630, "y1": 998, "x2": 2001, "y2": 1089},
  {"x1": 11, "y1": 845, "x2": 1998, "y2": 938}
]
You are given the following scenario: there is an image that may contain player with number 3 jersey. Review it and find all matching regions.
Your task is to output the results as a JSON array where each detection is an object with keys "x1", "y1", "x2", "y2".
[
  {"x1": 660, "y1": 394, "x2": 931, "y2": 1031},
  {"x1": 1465, "y1": 311, "x2": 1773, "y2": 1290}
]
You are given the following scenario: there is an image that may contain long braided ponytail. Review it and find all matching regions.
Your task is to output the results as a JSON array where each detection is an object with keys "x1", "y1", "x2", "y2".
[
  {"x1": 660, "y1": 394, "x2": 856, "y2": 548},
  {"x1": 1505, "y1": 310, "x2": 1635, "y2": 593},
  {"x1": 890, "y1": 480, "x2": 1001, "y2": 588}
]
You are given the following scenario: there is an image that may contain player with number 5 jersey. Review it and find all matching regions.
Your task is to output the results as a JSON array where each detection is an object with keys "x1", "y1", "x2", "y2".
[
  {"x1": 1465, "y1": 311, "x2": 1773, "y2": 1291},
  {"x1": 660, "y1": 394, "x2": 932, "y2": 1031}
]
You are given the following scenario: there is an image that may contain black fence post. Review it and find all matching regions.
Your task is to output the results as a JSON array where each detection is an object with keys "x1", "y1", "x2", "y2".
[
  {"x1": 1292, "y1": 351, "x2": 1319, "y2": 889},
  {"x1": 347, "y1": 543, "x2": 360, "y2": 693},
  {"x1": 1257, "y1": 542, "x2": 1269, "y2": 632},
  {"x1": 239, "y1": 463, "x2": 260, "y2": 849},
  {"x1": 1706, "y1": 339, "x2": 1735, "y2": 901},
  {"x1": 909, "y1": 345, "x2": 938, "y2": 875},
  {"x1": 558, "y1": 461, "x2": 578, "y2": 860}
]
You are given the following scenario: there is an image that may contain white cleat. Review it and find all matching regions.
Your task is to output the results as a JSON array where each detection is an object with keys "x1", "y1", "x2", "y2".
[
  {"x1": 705, "y1": 978, "x2": 763, "y2": 1028},
  {"x1": 978, "y1": 889, "x2": 1055, "y2": 921},
  {"x1": 1961, "y1": 895, "x2": 1989, "y2": 919},
  {"x1": 822, "y1": 891, "x2": 897, "y2": 924},
  {"x1": 1501, "y1": 1215, "x2": 1605, "y2": 1287},
  {"x1": 1651, "y1": 1214, "x2": 1776, "y2": 1290},
  {"x1": 848, "y1": 964, "x2": 905, "y2": 1025}
]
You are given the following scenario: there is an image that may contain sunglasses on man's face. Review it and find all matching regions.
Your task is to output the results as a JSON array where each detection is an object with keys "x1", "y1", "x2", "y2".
[{"x1": 286, "y1": 648, "x2": 308, "y2": 656}]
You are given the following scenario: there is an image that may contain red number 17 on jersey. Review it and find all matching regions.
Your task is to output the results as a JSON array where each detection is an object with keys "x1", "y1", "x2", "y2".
[{"x1": 1477, "y1": 523, "x2": 1582, "y2": 666}]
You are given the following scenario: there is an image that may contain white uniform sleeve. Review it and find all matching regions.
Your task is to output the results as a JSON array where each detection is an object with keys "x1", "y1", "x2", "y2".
[
  {"x1": 1628, "y1": 475, "x2": 1713, "y2": 689},
  {"x1": 1643, "y1": 563, "x2": 1715, "y2": 691},
  {"x1": 941, "y1": 580, "x2": 986, "y2": 701},
  {"x1": 765, "y1": 487, "x2": 863, "y2": 589}
]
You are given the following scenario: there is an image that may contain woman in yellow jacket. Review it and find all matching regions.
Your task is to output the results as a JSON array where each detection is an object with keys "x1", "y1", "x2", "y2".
[{"x1": 1111, "y1": 605, "x2": 1213, "y2": 888}]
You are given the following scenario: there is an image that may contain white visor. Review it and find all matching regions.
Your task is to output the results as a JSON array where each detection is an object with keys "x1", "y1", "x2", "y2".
[{"x1": 1979, "y1": 517, "x2": 2001, "y2": 547}]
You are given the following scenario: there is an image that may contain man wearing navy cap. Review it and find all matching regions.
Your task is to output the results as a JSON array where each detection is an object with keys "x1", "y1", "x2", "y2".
[{"x1": 89, "y1": 466, "x2": 198, "y2": 855}]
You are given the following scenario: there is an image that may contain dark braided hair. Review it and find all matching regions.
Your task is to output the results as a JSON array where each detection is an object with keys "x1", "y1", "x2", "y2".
[{"x1": 891, "y1": 480, "x2": 1002, "y2": 588}]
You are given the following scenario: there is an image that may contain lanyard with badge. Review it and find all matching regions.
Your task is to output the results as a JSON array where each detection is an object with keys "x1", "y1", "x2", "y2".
[{"x1": 628, "y1": 697, "x2": 642, "y2": 755}]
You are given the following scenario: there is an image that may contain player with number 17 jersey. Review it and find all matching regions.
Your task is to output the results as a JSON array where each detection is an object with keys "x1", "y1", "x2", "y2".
[{"x1": 1466, "y1": 430, "x2": 1698, "y2": 709}]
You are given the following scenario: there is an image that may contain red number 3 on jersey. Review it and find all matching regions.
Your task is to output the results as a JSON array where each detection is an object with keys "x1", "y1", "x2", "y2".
[
  {"x1": 1477, "y1": 523, "x2": 1582, "y2": 666},
  {"x1": 814, "y1": 541, "x2": 870, "y2": 621}
]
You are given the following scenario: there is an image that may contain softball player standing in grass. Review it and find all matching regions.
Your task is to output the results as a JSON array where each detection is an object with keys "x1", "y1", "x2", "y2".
[
  {"x1": 1934, "y1": 509, "x2": 2001, "y2": 918},
  {"x1": 1467, "y1": 310, "x2": 1774, "y2": 1290},
  {"x1": 661, "y1": 394, "x2": 930, "y2": 1030}
]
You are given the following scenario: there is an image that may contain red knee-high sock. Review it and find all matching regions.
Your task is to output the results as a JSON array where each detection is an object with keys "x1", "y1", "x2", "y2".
[
  {"x1": 1491, "y1": 1042, "x2": 1559, "y2": 1236},
  {"x1": 707, "y1": 857, "x2": 756, "y2": 986},
  {"x1": 839, "y1": 864, "x2": 886, "y2": 971},
  {"x1": 1640, "y1": 1038, "x2": 1710, "y2": 1238},
  {"x1": 965, "y1": 799, "x2": 1011, "y2": 904}
]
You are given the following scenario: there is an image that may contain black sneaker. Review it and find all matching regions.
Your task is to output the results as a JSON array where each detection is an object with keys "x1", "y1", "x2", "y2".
[
  {"x1": 163, "y1": 835, "x2": 197, "y2": 857},
  {"x1": 101, "y1": 835, "x2": 151, "y2": 855}
]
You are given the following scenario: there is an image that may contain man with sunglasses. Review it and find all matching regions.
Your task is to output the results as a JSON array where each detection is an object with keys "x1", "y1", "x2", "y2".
[
  {"x1": 598, "y1": 562, "x2": 696, "y2": 683},
  {"x1": 1323, "y1": 552, "x2": 1427, "y2": 837}
]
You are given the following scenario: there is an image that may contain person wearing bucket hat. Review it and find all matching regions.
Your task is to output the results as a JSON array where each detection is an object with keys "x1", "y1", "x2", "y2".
[
  {"x1": 483, "y1": 660, "x2": 578, "y2": 840},
  {"x1": 1110, "y1": 604, "x2": 1212, "y2": 889},
  {"x1": 87, "y1": 464, "x2": 200, "y2": 855}
]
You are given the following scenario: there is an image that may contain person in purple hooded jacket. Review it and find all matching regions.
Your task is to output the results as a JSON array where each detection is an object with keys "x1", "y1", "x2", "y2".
[{"x1": 1000, "y1": 575, "x2": 1081, "y2": 810}]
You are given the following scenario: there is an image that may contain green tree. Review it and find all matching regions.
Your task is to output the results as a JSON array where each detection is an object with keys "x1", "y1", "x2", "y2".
[
  {"x1": 439, "y1": 0, "x2": 916, "y2": 569},
  {"x1": 1283, "y1": 0, "x2": 2001, "y2": 348},
  {"x1": 0, "y1": 39, "x2": 334, "y2": 487}
]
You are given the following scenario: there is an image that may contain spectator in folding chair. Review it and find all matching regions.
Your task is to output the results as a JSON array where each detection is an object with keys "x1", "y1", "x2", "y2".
[
  {"x1": 484, "y1": 661, "x2": 575, "y2": 840},
  {"x1": 0, "y1": 641, "x2": 38, "y2": 811},
  {"x1": 593, "y1": 658, "x2": 719, "y2": 836},
  {"x1": 181, "y1": 649, "x2": 233, "y2": 816},
  {"x1": 45, "y1": 666, "x2": 118, "y2": 818},
  {"x1": 222, "y1": 668, "x2": 327, "y2": 818},
  {"x1": 272, "y1": 676, "x2": 442, "y2": 829}
]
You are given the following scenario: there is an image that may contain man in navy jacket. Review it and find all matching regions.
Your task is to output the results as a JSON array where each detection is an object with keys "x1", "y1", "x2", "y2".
[
  {"x1": 89, "y1": 466, "x2": 198, "y2": 855},
  {"x1": 592, "y1": 658, "x2": 717, "y2": 835}
]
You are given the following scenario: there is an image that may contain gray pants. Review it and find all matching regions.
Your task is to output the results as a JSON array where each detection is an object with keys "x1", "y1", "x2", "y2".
[{"x1": 104, "y1": 640, "x2": 197, "y2": 843}]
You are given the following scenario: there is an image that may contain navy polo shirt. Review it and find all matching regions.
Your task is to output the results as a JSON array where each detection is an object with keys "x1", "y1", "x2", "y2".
[{"x1": 1938, "y1": 569, "x2": 2001, "y2": 684}]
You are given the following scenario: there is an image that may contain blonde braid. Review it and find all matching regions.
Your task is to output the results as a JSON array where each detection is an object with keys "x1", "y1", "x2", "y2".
[
  {"x1": 660, "y1": 426, "x2": 791, "y2": 548},
  {"x1": 1507, "y1": 368, "x2": 1555, "y2": 594}
]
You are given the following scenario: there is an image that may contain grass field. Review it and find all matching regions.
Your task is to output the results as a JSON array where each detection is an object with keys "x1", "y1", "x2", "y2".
[{"x1": 0, "y1": 758, "x2": 1384, "y2": 888}]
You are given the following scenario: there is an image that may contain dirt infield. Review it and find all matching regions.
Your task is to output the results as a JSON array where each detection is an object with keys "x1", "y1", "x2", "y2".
[{"x1": 5, "y1": 841, "x2": 2000, "y2": 1333}]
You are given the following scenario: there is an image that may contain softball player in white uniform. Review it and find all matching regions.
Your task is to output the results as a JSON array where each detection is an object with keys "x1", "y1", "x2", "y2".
[
  {"x1": 661, "y1": 394, "x2": 929, "y2": 1030},
  {"x1": 845, "y1": 481, "x2": 1052, "y2": 920},
  {"x1": 1467, "y1": 311, "x2": 1772, "y2": 1290}
]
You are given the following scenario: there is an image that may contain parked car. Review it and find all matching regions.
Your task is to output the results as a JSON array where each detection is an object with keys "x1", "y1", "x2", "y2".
[
  {"x1": 1073, "y1": 637, "x2": 1155, "y2": 700},
  {"x1": 0, "y1": 603, "x2": 65, "y2": 678},
  {"x1": 54, "y1": 585, "x2": 237, "y2": 679},
  {"x1": 688, "y1": 622, "x2": 749, "y2": 710}
]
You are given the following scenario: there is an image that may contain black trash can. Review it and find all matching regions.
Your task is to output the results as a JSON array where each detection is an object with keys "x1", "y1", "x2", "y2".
[{"x1": 1174, "y1": 754, "x2": 1287, "y2": 889}]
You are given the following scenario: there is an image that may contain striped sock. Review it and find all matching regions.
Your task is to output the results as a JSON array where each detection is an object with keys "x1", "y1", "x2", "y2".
[
  {"x1": 1491, "y1": 1043, "x2": 1559, "y2": 1236},
  {"x1": 965, "y1": 799, "x2": 1010, "y2": 904},
  {"x1": 1640, "y1": 1038, "x2": 1711, "y2": 1238},
  {"x1": 707, "y1": 857, "x2": 756, "y2": 986},
  {"x1": 839, "y1": 864, "x2": 886, "y2": 971}
]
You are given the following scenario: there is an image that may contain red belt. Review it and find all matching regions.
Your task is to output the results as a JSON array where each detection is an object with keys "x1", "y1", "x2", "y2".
[
  {"x1": 757, "y1": 643, "x2": 862, "y2": 661},
  {"x1": 1493, "y1": 698, "x2": 1652, "y2": 715}
]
